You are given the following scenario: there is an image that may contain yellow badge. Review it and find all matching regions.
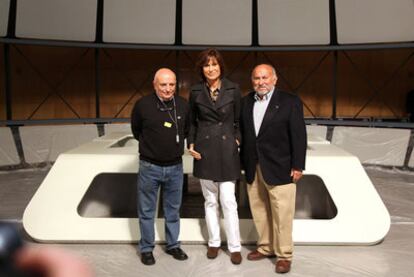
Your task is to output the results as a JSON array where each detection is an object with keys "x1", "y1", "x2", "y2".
[{"x1": 164, "y1": 122, "x2": 172, "y2": 128}]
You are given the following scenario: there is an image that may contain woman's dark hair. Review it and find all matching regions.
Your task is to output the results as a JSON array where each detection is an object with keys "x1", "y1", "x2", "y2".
[{"x1": 195, "y1": 48, "x2": 225, "y2": 82}]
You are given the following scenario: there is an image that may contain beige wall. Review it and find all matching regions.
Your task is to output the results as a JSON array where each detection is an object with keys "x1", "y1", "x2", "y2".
[{"x1": 1, "y1": 44, "x2": 414, "y2": 120}]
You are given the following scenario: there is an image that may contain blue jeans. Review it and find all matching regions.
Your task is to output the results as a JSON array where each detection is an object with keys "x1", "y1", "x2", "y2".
[{"x1": 137, "y1": 159, "x2": 183, "y2": 253}]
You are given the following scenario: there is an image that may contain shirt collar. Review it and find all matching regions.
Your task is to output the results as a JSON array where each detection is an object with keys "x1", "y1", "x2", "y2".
[
  {"x1": 205, "y1": 81, "x2": 221, "y2": 93},
  {"x1": 254, "y1": 88, "x2": 274, "y2": 102}
]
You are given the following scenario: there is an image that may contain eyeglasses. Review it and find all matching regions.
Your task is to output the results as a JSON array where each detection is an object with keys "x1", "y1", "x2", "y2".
[{"x1": 157, "y1": 102, "x2": 174, "y2": 112}]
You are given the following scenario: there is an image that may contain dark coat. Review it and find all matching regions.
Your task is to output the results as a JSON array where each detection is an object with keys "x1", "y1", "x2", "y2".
[
  {"x1": 188, "y1": 78, "x2": 241, "y2": 181},
  {"x1": 240, "y1": 89, "x2": 307, "y2": 185}
]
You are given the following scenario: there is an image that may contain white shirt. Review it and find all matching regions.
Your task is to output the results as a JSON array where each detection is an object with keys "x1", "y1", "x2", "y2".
[{"x1": 253, "y1": 89, "x2": 275, "y2": 136}]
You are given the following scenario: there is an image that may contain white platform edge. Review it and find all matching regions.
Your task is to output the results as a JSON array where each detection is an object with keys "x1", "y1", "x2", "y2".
[{"x1": 23, "y1": 133, "x2": 390, "y2": 245}]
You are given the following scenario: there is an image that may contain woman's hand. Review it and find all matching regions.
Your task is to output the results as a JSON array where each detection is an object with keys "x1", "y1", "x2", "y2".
[{"x1": 189, "y1": 144, "x2": 202, "y2": 160}]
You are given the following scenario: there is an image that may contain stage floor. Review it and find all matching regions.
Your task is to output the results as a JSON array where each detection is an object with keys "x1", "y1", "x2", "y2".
[{"x1": 1, "y1": 166, "x2": 413, "y2": 276}]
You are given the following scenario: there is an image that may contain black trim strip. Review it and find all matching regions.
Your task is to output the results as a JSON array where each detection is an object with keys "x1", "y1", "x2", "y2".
[{"x1": 1, "y1": 38, "x2": 414, "y2": 52}]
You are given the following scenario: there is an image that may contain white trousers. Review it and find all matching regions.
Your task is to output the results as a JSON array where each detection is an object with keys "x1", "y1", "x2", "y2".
[{"x1": 200, "y1": 179, "x2": 241, "y2": 253}]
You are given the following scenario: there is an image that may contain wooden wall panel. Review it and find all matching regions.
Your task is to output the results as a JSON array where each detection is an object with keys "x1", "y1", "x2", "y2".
[
  {"x1": 100, "y1": 49, "x2": 178, "y2": 118},
  {"x1": 175, "y1": 51, "x2": 199, "y2": 99},
  {"x1": 257, "y1": 51, "x2": 334, "y2": 117},
  {"x1": 2, "y1": 45, "x2": 413, "y2": 121},
  {"x1": 337, "y1": 49, "x2": 414, "y2": 118},
  {"x1": 0, "y1": 44, "x2": 5, "y2": 120},
  {"x1": 10, "y1": 45, "x2": 95, "y2": 120}
]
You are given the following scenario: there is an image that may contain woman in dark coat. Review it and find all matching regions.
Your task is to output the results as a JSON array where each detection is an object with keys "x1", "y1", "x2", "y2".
[{"x1": 188, "y1": 48, "x2": 242, "y2": 264}]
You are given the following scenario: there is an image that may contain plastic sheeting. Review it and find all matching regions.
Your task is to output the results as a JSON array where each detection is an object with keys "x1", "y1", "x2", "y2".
[
  {"x1": 408, "y1": 150, "x2": 414, "y2": 168},
  {"x1": 4, "y1": 124, "x2": 412, "y2": 170},
  {"x1": 104, "y1": 123, "x2": 131, "y2": 135},
  {"x1": 307, "y1": 125, "x2": 328, "y2": 141},
  {"x1": 0, "y1": 166, "x2": 413, "y2": 276},
  {"x1": 0, "y1": 127, "x2": 20, "y2": 166},
  {"x1": 332, "y1": 127, "x2": 410, "y2": 167},
  {"x1": 20, "y1": 125, "x2": 99, "y2": 163}
]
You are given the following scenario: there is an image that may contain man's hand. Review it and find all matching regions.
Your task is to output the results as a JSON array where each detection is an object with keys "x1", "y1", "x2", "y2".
[{"x1": 290, "y1": 169, "x2": 303, "y2": 183}]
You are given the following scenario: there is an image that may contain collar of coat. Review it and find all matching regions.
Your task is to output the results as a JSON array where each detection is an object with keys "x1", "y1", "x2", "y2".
[{"x1": 192, "y1": 78, "x2": 237, "y2": 110}]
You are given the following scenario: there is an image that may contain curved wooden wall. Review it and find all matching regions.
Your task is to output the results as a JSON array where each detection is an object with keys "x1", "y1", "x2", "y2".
[{"x1": 1, "y1": 45, "x2": 413, "y2": 121}]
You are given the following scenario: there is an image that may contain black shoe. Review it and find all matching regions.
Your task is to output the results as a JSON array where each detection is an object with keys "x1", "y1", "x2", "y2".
[
  {"x1": 166, "y1": 247, "x2": 188, "y2": 260},
  {"x1": 140, "y1": 252, "x2": 155, "y2": 265}
]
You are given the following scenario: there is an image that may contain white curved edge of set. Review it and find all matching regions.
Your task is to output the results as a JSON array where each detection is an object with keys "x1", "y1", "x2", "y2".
[{"x1": 22, "y1": 132, "x2": 390, "y2": 245}]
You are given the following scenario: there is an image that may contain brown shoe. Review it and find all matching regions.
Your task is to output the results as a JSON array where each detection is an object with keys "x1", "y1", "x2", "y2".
[
  {"x1": 230, "y1": 252, "x2": 242, "y2": 265},
  {"x1": 247, "y1": 250, "x2": 276, "y2": 261},
  {"x1": 275, "y1": 260, "x2": 291, "y2": 274},
  {"x1": 207, "y1": 247, "x2": 220, "y2": 259}
]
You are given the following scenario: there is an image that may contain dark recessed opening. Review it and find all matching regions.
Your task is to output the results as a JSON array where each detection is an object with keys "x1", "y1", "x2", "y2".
[
  {"x1": 77, "y1": 173, "x2": 138, "y2": 218},
  {"x1": 295, "y1": 175, "x2": 337, "y2": 219},
  {"x1": 78, "y1": 173, "x2": 337, "y2": 220}
]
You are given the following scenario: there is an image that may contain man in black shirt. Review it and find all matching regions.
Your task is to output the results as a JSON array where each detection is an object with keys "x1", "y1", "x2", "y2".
[{"x1": 131, "y1": 68, "x2": 190, "y2": 266}]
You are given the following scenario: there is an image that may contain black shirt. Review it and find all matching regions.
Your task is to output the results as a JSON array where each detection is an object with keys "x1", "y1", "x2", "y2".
[{"x1": 131, "y1": 93, "x2": 190, "y2": 166}]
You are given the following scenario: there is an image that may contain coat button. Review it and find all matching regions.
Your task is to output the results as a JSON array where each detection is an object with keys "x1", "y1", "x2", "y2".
[
  {"x1": 222, "y1": 135, "x2": 226, "y2": 140},
  {"x1": 206, "y1": 135, "x2": 209, "y2": 139},
  {"x1": 218, "y1": 122, "x2": 223, "y2": 126}
]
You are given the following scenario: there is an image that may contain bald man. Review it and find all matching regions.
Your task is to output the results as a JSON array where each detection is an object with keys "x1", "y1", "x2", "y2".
[
  {"x1": 131, "y1": 68, "x2": 190, "y2": 265},
  {"x1": 240, "y1": 64, "x2": 307, "y2": 274}
]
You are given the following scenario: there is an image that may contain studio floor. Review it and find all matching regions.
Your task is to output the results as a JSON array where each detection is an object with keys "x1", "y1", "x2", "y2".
[{"x1": 1, "y1": 166, "x2": 413, "y2": 276}]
